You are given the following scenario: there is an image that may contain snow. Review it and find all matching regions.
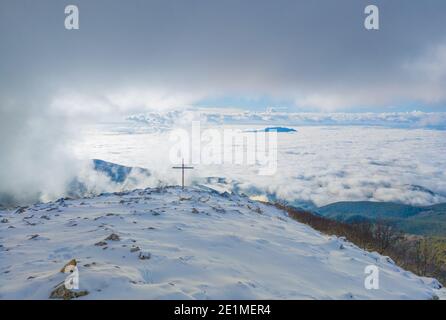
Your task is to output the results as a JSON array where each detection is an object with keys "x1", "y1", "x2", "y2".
[{"x1": 0, "y1": 187, "x2": 443, "y2": 300}]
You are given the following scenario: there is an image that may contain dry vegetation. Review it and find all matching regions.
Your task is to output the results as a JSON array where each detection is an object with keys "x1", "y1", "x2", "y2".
[{"x1": 275, "y1": 203, "x2": 446, "y2": 285}]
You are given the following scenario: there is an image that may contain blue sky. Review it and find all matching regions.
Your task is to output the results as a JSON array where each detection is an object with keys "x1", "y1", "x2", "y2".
[
  {"x1": 195, "y1": 96, "x2": 295, "y2": 111},
  {"x1": 194, "y1": 96, "x2": 444, "y2": 113}
]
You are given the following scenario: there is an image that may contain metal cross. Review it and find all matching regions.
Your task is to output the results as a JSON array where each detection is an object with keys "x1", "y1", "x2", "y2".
[{"x1": 172, "y1": 159, "x2": 194, "y2": 189}]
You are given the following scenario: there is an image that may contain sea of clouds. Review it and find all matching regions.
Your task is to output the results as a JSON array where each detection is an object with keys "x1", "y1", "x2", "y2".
[
  {"x1": 71, "y1": 112, "x2": 446, "y2": 209},
  {"x1": 2, "y1": 106, "x2": 446, "y2": 208},
  {"x1": 127, "y1": 109, "x2": 446, "y2": 131}
]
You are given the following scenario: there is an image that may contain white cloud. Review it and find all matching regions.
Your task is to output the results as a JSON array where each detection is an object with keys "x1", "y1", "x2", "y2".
[
  {"x1": 71, "y1": 122, "x2": 446, "y2": 208},
  {"x1": 129, "y1": 109, "x2": 446, "y2": 129}
]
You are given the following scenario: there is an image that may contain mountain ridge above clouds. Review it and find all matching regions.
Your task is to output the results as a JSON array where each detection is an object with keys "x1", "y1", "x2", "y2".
[
  {"x1": 0, "y1": 186, "x2": 444, "y2": 300},
  {"x1": 126, "y1": 110, "x2": 446, "y2": 130},
  {"x1": 317, "y1": 200, "x2": 446, "y2": 237},
  {"x1": 197, "y1": 177, "x2": 446, "y2": 237},
  {"x1": 3, "y1": 159, "x2": 446, "y2": 238},
  {"x1": 85, "y1": 161, "x2": 446, "y2": 237},
  {"x1": 0, "y1": 159, "x2": 162, "y2": 209}
]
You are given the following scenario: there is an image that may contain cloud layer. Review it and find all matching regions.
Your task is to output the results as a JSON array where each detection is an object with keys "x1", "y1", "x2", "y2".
[
  {"x1": 72, "y1": 122, "x2": 446, "y2": 208},
  {"x1": 2, "y1": 0, "x2": 446, "y2": 111},
  {"x1": 1, "y1": 1, "x2": 446, "y2": 205},
  {"x1": 128, "y1": 109, "x2": 446, "y2": 130}
]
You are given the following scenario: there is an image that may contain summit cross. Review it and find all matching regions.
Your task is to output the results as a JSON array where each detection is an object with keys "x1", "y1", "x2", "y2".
[{"x1": 172, "y1": 159, "x2": 194, "y2": 189}]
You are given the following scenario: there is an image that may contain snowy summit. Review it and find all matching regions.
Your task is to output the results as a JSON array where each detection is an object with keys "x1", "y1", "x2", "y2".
[{"x1": 0, "y1": 187, "x2": 443, "y2": 299}]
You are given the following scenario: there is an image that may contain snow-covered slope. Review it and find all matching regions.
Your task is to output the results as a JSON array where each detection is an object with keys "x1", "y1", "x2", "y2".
[{"x1": 0, "y1": 187, "x2": 443, "y2": 299}]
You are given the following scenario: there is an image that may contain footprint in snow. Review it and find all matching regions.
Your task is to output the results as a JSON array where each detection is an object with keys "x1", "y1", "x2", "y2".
[
  {"x1": 83, "y1": 262, "x2": 97, "y2": 267},
  {"x1": 179, "y1": 255, "x2": 194, "y2": 263},
  {"x1": 342, "y1": 292, "x2": 355, "y2": 300},
  {"x1": 139, "y1": 268, "x2": 152, "y2": 283}
]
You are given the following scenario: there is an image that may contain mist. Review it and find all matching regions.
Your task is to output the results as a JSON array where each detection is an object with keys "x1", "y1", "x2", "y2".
[{"x1": 1, "y1": 0, "x2": 446, "y2": 205}]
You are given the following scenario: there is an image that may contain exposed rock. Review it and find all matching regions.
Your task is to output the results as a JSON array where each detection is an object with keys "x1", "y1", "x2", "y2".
[
  {"x1": 28, "y1": 234, "x2": 39, "y2": 240},
  {"x1": 15, "y1": 206, "x2": 28, "y2": 214},
  {"x1": 95, "y1": 241, "x2": 107, "y2": 246},
  {"x1": 130, "y1": 246, "x2": 140, "y2": 253},
  {"x1": 83, "y1": 262, "x2": 97, "y2": 267},
  {"x1": 60, "y1": 259, "x2": 77, "y2": 273},
  {"x1": 212, "y1": 206, "x2": 226, "y2": 214},
  {"x1": 1, "y1": 218, "x2": 9, "y2": 223},
  {"x1": 49, "y1": 283, "x2": 89, "y2": 300},
  {"x1": 105, "y1": 233, "x2": 120, "y2": 241},
  {"x1": 192, "y1": 208, "x2": 199, "y2": 214},
  {"x1": 138, "y1": 251, "x2": 151, "y2": 260},
  {"x1": 199, "y1": 196, "x2": 210, "y2": 203}
]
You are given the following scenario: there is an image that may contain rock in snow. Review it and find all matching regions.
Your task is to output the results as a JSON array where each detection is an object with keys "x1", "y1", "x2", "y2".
[{"x1": 0, "y1": 186, "x2": 444, "y2": 300}]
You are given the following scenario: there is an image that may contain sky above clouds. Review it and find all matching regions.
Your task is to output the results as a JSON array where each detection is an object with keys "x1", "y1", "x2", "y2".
[{"x1": 1, "y1": 0, "x2": 446, "y2": 113}]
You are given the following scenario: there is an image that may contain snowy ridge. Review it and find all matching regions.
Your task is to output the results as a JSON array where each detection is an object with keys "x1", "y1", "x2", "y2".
[{"x1": 0, "y1": 187, "x2": 443, "y2": 299}]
